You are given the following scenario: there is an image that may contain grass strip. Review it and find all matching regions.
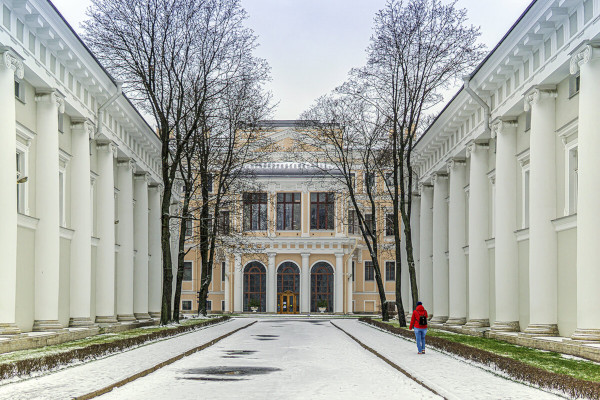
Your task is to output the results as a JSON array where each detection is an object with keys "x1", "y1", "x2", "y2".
[
  {"x1": 0, "y1": 316, "x2": 229, "y2": 381},
  {"x1": 362, "y1": 317, "x2": 600, "y2": 399}
]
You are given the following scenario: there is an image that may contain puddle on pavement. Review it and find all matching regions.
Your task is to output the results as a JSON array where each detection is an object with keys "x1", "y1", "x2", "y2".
[
  {"x1": 253, "y1": 334, "x2": 279, "y2": 338},
  {"x1": 182, "y1": 366, "x2": 281, "y2": 378},
  {"x1": 181, "y1": 376, "x2": 247, "y2": 382},
  {"x1": 221, "y1": 350, "x2": 257, "y2": 358}
]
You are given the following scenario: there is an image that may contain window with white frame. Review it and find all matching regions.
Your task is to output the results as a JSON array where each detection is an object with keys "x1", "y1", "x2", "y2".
[
  {"x1": 59, "y1": 168, "x2": 66, "y2": 227},
  {"x1": 181, "y1": 300, "x2": 192, "y2": 311},
  {"x1": 90, "y1": 176, "x2": 96, "y2": 236},
  {"x1": 521, "y1": 165, "x2": 530, "y2": 229},
  {"x1": 206, "y1": 300, "x2": 212, "y2": 311},
  {"x1": 16, "y1": 147, "x2": 27, "y2": 214},
  {"x1": 488, "y1": 170, "x2": 496, "y2": 237},
  {"x1": 566, "y1": 141, "x2": 578, "y2": 215},
  {"x1": 14, "y1": 79, "x2": 25, "y2": 103},
  {"x1": 183, "y1": 261, "x2": 193, "y2": 281}
]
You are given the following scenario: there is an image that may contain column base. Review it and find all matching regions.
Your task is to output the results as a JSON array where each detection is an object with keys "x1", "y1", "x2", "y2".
[
  {"x1": 429, "y1": 315, "x2": 448, "y2": 324},
  {"x1": 464, "y1": 319, "x2": 489, "y2": 329},
  {"x1": 571, "y1": 328, "x2": 600, "y2": 342},
  {"x1": 491, "y1": 320, "x2": 520, "y2": 332},
  {"x1": 444, "y1": 317, "x2": 467, "y2": 326},
  {"x1": 0, "y1": 323, "x2": 21, "y2": 335},
  {"x1": 68, "y1": 317, "x2": 95, "y2": 328},
  {"x1": 117, "y1": 314, "x2": 137, "y2": 322},
  {"x1": 521, "y1": 323, "x2": 559, "y2": 337},
  {"x1": 134, "y1": 312, "x2": 152, "y2": 321},
  {"x1": 95, "y1": 315, "x2": 119, "y2": 324},
  {"x1": 32, "y1": 320, "x2": 64, "y2": 332},
  {"x1": 149, "y1": 311, "x2": 161, "y2": 319}
]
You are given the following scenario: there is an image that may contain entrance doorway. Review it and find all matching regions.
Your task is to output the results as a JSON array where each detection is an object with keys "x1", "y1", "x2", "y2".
[{"x1": 278, "y1": 291, "x2": 298, "y2": 314}]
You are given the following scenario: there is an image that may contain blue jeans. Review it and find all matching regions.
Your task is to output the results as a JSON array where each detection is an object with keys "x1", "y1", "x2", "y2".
[{"x1": 414, "y1": 327, "x2": 427, "y2": 353}]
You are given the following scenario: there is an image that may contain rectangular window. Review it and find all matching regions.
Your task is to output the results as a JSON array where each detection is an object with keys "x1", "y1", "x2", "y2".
[
  {"x1": 584, "y1": 0, "x2": 593, "y2": 24},
  {"x1": 544, "y1": 38, "x2": 551, "y2": 62},
  {"x1": 349, "y1": 172, "x2": 355, "y2": 191},
  {"x1": 206, "y1": 173, "x2": 213, "y2": 192},
  {"x1": 221, "y1": 261, "x2": 226, "y2": 282},
  {"x1": 525, "y1": 109, "x2": 531, "y2": 132},
  {"x1": 50, "y1": 55, "x2": 56, "y2": 74},
  {"x1": 567, "y1": 146, "x2": 578, "y2": 215},
  {"x1": 506, "y1": 77, "x2": 511, "y2": 96},
  {"x1": 276, "y1": 192, "x2": 301, "y2": 230},
  {"x1": 183, "y1": 261, "x2": 193, "y2": 281},
  {"x1": 385, "y1": 213, "x2": 395, "y2": 236},
  {"x1": 28, "y1": 32, "x2": 35, "y2": 53},
  {"x1": 16, "y1": 150, "x2": 26, "y2": 213},
  {"x1": 243, "y1": 192, "x2": 267, "y2": 231},
  {"x1": 60, "y1": 64, "x2": 65, "y2": 82},
  {"x1": 385, "y1": 261, "x2": 395, "y2": 281},
  {"x1": 384, "y1": 172, "x2": 394, "y2": 189},
  {"x1": 514, "y1": 70, "x2": 520, "y2": 88},
  {"x1": 59, "y1": 169, "x2": 65, "y2": 227},
  {"x1": 58, "y1": 113, "x2": 64, "y2": 133},
  {"x1": 569, "y1": 73, "x2": 580, "y2": 98},
  {"x1": 206, "y1": 300, "x2": 212, "y2": 311},
  {"x1": 348, "y1": 209, "x2": 358, "y2": 234},
  {"x1": 310, "y1": 192, "x2": 334, "y2": 230},
  {"x1": 14, "y1": 79, "x2": 25, "y2": 103},
  {"x1": 364, "y1": 261, "x2": 375, "y2": 281},
  {"x1": 40, "y1": 44, "x2": 46, "y2": 64},
  {"x1": 218, "y1": 210, "x2": 230, "y2": 235},
  {"x1": 523, "y1": 168, "x2": 530, "y2": 229},
  {"x1": 557, "y1": 25, "x2": 565, "y2": 49},
  {"x1": 221, "y1": 300, "x2": 225, "y2": 311},
  {"x1": 533, "y1": 50, "x2": 540, "y2": 71},
  {"x1": 3, "y1": 6, "x2": 11, "y2": 29},
  {"x1": 352, "y1": 261, "x2": 355, "y2": 282},
  {"x1": 185, "y1": 215, "x2": 193, "y2": 237},
  {"x1": 16, "y1": 19, "x2": 23, "y2": 42},
  {"x1": 364, "y1": 213, "x2": 375, "y2": 233},
  {"x1": 523, "y1": 60, "x2": 530, "y2": 80},
  {"x1": 364, "y1": 172, "x2": 375, "y2": 193},
  {"x1": 570, "y1": 11, "x2": 578, "y2": 37},
  {"x1": 182, "y1": 300, "x2": 192, "y2": 311}
]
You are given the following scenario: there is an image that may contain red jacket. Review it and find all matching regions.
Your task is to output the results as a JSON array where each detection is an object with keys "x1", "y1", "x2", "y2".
[{"x1": 409, "y1": 305, "x2": 428, "y2": 330}]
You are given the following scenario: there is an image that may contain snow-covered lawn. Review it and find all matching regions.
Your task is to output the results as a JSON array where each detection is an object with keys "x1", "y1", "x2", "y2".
[
  {"x1": 332, "y1": 319, "x2": 565, "y2": 400},
  {"x1": 98, "y1": 318, "x2": 439, "y2": 400},
  {"x1": 0, "y1": 318, "x2": 253, "y2": 400}
]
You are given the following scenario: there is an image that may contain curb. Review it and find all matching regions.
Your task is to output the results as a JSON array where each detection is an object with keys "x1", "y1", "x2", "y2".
[{"x1": 75, "y1": 320, "x2": 257, "y2": 400}]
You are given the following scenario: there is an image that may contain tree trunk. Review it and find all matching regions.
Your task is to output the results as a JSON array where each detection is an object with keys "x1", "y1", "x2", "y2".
[{"x1": 160, "y1": 189, "x2": 173, "y2": 325}]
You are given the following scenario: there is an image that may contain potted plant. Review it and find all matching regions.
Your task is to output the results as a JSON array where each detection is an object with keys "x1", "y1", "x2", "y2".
[
  {"x1": 249, "y1": 298, "x2": 260, "y2": 312},
  {"x1": 317, "y1": 299, "x2": 328, "y2": 313}
]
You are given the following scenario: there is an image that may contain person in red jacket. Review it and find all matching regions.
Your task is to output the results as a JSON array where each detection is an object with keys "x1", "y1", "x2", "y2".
[{"x1": 409, "y1": 301, "x2": 428, "y2": 354}]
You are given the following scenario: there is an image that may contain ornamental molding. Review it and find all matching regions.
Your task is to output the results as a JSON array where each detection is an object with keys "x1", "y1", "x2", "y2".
[
  {"x1": 134, "y1": 172, "x2": 150, "y2": 183},
  {"x1": 491, "y1": 120, "x2": 518, "y2": 139},
  {"x1": 570, "y1": 42, "x2": 600, "y2": 75},
  {"x1": 0, "y1": 48, "x2": 24, "y2": 79},
  {"x1": 431, "y1": 173, "x2": 448, "y2": 184},
  {"x1": 71, "y1": 118, "x2": 95, "y2": 139},
  {"x1": 418, "y1": 182, "x2": 433, "y2": 195},
  {"x1": 465, "y1": 142, "x2": 489, "y2": 158},
  {"x1": 35, "y1": 90, "x2": 66, "y2": 114},
  {"x1": 446, "y1": 159, "x2": 466, "y2": 173},
  {"x1": 524, "y1": 87, "x2": 557, "y2": 112},
  {"x1": 96, "y1": 141, "x2": 117, "y2": 156}
]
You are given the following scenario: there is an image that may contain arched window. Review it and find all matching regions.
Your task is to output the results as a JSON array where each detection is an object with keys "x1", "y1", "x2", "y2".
[
  {"x1": 243, "y1": 262, "x2": 266, "y2": 312},
  {"x1": 311, "y1": 262, "x2": 334, "y2": 312},
  {"x1": 277, "y1": 262, "x2": 300, "y2": 293}
]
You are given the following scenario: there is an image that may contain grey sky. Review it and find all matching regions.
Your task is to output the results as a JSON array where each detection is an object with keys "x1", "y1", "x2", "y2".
[{"x1": 51, "y1": 0, "x2": 533, "y2": 119}]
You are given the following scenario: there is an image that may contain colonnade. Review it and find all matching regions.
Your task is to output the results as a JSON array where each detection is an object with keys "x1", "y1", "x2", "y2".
[
  {"x1": 0, "y1": 49, "x2": 163, "y2": 334},
  {"x1": 413, "y1": 44, "x2": 600, "y2": 340}
]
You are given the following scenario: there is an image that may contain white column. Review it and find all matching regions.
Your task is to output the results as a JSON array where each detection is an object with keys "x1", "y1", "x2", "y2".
[
  {"x1": 491, "y1": 120, "x2": 520, "y2": 332},
  {"x1": 465, "y1": 142, "x2": 490, "y2": 329},
  {"x1": 267, "y1": 252, "x2": 276, "y2": 313},
  {"x1": 95, "y1": 142, "x2": 118, "y2": 324},
  {"x1": 446, "y1": 159, "x2": 467, "y2": 326},
  {"x1": 69, "y1": 120, "x2": 94, "y2": 327},
  {"x1": 572, "y1": 45, "x2": 600, "y2": 340},
  {"x1": 148, "y1": 184, "x2": 162, "y2": 318},
  {"x1": 224, "y1": 256, "x2": 230, "y2": 313},
  {"x1": 418, "y1": 184, "x2": 434, "y2": 312},
  {"x1": 523, "y1": 87, "x2": 559, "y2": 336},
  {"x1": 116, "y1": 159, "x2": 135, "y2": 321},
  {"x1": 301, "y1": 253, "x2": 310, "y2": 313},
  {"x1": 335, "y1": 253, "x2": 344, "y2": 313},
  {"x1": 33, "y1": 90, "x2": 65, "y2": 332},
  {"x1": 410, "y1": 193, "x2": 421, "y2": 311},
  {"x1": 133, "y1": 173, "x2": 150, "y2": 320},
  {"x1": 0, "y1": 50, "x2": 23, "y2": 335},
  {"x1": 233, "y1": 254, "x2": 242, "y2": 312},
  {"x1": 346, "y1": 256, "x2": 353, "y2": 313},
  {"x1": 431, "y1": 173, "x2": 449, "y2": 324}
]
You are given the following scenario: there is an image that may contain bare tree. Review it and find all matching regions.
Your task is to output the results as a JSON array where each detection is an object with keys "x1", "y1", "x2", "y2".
[
  {"x1": 299, "y1": 94, "x2": 393, "y2": 321},
  {"x1": 341, "y1": 0, "x2": 484, "y2": 325}
]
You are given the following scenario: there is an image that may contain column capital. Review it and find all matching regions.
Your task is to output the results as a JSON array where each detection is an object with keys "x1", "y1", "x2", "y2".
[
  {"x1": 418, "y1": 182, "x2": 433, "y2": 195},
  {"x1": 267, "y1": 252, "x2": 276, "y2": 259},
  {"x1": 117, "y1": 158, "x2": 136, "y2": 171},
  {"x1": 71, "y1": 118, "x2": 95, "y2": 140},
  {"x1": 0, "y1": 47, "x2": 24, "y2": 79},
  {"x1": 300, "y1": 253, "x2": 311, "y2": 260},
  {"x1": 35, "y1": 89, "x2": 65, "y2": 114},
  {"x1": 466, "y1": 142, "x2": 489, "y2": 158},
  {"x1": 524, "y1": 87, "x2": 557, "y2": 112},
  {"x1": 446, "y1": 159, "x2": 466, "y2": 173},
  {"x1": 134, "y1": 172, "x2": 150, "y2": 183},
  {"x1": 570, "y1": 42, "x2": 600, "y2": 74},
  {"x1": 96, "y1": 141, "x2": 118, "y2": 157},
  {"x1": 491, "y1": 119, "x2": 518, "y2": 139},
  {"x1": 335, "y1": 253, "x2": 344, "y2": 260},
  {"x1": 149, "y1": 183, "x2": 164, "y2": 192},
  {"x1": 431, "y1": 173, "x2": 448, "y2": 184}
]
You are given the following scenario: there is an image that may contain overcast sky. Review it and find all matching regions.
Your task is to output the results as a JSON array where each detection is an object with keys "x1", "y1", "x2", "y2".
[{"x1": 51, "y1": 0, "x2": 533, "y2": 120}]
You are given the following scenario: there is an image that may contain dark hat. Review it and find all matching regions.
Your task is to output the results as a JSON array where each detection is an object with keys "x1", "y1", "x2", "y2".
[{"x1": 416, "y1": 301, "x2": 423, "y2": 306}]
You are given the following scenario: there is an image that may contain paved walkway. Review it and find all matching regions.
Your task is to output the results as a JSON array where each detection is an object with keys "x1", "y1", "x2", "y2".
[
  {"x1": 0, "y1": 319, "x2": 254, "y2": 400},
  {"x1": 98, "y1": 318, "x2": 437, "y2": 399}
]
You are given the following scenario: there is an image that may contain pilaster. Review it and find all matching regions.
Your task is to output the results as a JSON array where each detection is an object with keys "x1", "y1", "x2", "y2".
[
  {"x1": 301, "y1": 253, "x2": 310, "y2": 313},
  {"x1": 334, "y1": 253, "x2": 344, "y2": 314}
]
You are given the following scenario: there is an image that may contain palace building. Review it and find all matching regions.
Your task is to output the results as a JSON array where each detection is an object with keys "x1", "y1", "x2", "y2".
[{"x1": 0, "y1": 0, "x2": 164, "y2": 334}]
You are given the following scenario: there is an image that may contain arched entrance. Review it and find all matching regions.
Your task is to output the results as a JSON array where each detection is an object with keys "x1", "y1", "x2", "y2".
[
  {"x1": 311, "y1": 262, "x2": 334, "y2": 312},
  {"x1": 277, "y1": 262, "x2": 300, "y2": 314},
  {"x1": 243, "y1": 261, "x2": 266, "y2": 312}
]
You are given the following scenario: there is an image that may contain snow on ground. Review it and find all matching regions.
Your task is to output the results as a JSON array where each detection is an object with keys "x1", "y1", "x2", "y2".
[
  {"x1": 0, "y1": 319, "x2": 253, "y2": 400},
  {"x1": 98, "y1": 318, "x2": 439, "y2": 400},
  {"x1": 332, "y1": 320, "x2": 565, "y2": 400}
]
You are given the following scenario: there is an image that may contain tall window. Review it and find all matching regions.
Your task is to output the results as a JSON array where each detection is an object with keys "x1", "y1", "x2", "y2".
[
  {"x1": 182, "y1": 300, "x2": 192, "y2": 311},
  {"x1": 221, "y1": 261, "x2": 226, "y2": 282},
  {"x1": 522, "y1": 168, "x2": 530, "y2": 229},
  {"x1": 365, "y1": 261, "x2": 375, "y2": 281},
  {"x1": 385, "y1": 261, "x2": 395, "y2": 281},
  {"x1": 310, "y1": 192, "x2": 334, "y2": 230},
  {"x1": 364, "y1": 213, "x2": 375, "y2": 233},
  {"x1": 243, "y1": 193, "x2": 267, "y2": 231},
  {"x1": 218, "y1": 211, "x2": 230, "y2": 235},
  {"x1": 567, "y1": 145, "x2": 578, "y2": 215},
  {"x1": 16, "y1": 150, "x2": 26, "y2": 213},
  {"x1": 352, "y1": 261, "x2": 355, "y2": 282},
  {"x1": 385, "y1": 172, "x2": 394, "y2": 188},
  {"x1": 364, "y1": 172, "x2": 375, "y2": 193},
  {"x1": 185, "y1": 215, "x2": 193, "y2": 237},
  {"x1": 58, "y1": 169, "x2": 66, "y2": 227},
  {"x1": 244, "y1": 262, "x2": 266, "y2": 312},
  {"x1": 277, "y1": 193, "x2": 301, "y2": 230},
  {"x1": 311, "y1": 262, "x2": 334, "y2": 312},
  {"x1": 206, "y1": 173, "x2": 213, "y2": 192},
  {"x1": 385, "y1": 213, "x2": 394, "y2": 236},
  {"x1": 348, "y1": 209, "x2": 358, "y2": 234},
  {"x1": 183, "y1": 261, "x2": 192, "y2": 281}
]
